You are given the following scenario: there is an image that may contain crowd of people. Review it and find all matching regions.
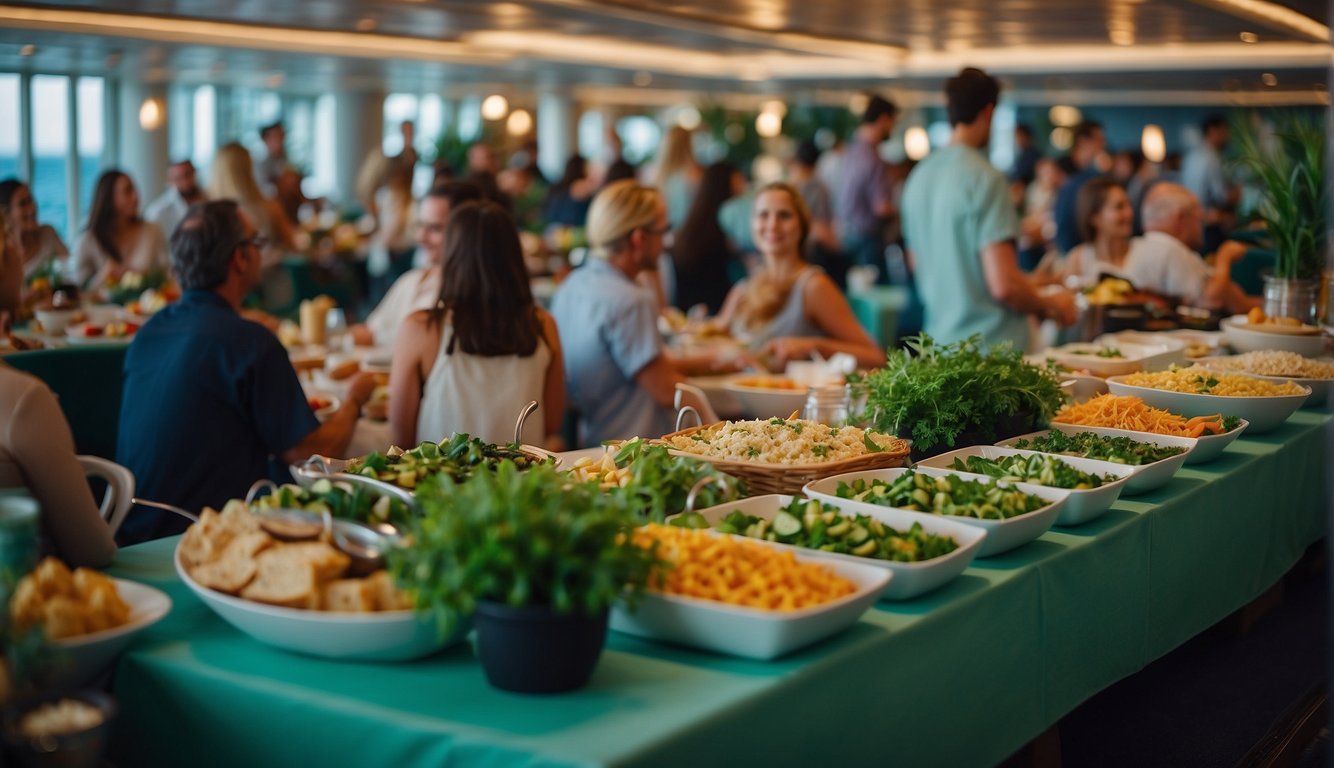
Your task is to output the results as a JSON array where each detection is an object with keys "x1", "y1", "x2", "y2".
[{"x1": 0, "y1": 65, "x2": 1272, "y2": 562}]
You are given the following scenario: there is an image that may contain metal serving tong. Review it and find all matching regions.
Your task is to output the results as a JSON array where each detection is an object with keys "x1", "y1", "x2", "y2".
[
  {"x1": 244, "y1": 479, "x2": 399, "y2": 576},
  {"x1": 294, "y1": 455, "x2": 418, "y2": 508}
]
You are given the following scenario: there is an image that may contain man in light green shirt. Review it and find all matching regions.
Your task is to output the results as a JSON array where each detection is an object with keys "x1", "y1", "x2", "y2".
[{"x1": 902, "y1": 68, "x2": 1076, "y2": 350}]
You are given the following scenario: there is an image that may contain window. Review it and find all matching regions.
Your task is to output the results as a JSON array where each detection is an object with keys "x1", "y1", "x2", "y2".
[
  {"x1": 616, "y1": 115, "x2": 660, "y2": 165},
  {"x1": 76, "y1": 77, "x2": 104, "y2": 226},
  {"x1": 308, "y1": 93, "x2": 336, "y2": 199},
  {"x1": 31, "y1": 75, "x2": 71, "y2": 240},
  {"x1": 0, "y1": 74, "x2": 17, "y2": 181},
  {"x1": 191, "y1": 85, "x2": 216, "y2": 175},
  {"x1": 383, "y1": 92, "x2": 418, "y2": 157}
]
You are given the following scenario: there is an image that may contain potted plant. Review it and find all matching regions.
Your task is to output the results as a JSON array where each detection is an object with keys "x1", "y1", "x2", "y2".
[
  {"x1": 388, "y1": 462, "x2": 661, "y2": 694},
  {"x1": 1232, "y1": 111, "x2": 1328, "y2": 322}
]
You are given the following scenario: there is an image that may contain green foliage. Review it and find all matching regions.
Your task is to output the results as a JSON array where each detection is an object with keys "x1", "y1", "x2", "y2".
[
  {"x1": 1231, "y1": 111, "x2": 1328, "y2": 281},
  {"x1": 387, "y1": 462, "x2": 663, "y2": 636},
  {"x1": 607, "y1": 439, "x2": 745, "y2": 522},
  {"x1": 863, "y1": 334, "x2": 1066, "y2": 450}
]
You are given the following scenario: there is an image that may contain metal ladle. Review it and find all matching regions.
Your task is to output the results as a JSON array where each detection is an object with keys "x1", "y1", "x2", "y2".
[{"x1": 244, "y1": 479, "x2": 399, "y2": 575}]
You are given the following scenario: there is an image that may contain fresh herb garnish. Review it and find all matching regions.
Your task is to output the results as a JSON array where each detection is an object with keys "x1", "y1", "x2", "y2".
[{"x1": 812, "y1": 444, "x2": 829, "y2": 458}]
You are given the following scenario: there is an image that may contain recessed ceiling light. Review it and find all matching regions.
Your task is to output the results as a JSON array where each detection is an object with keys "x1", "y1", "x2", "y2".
[
  {"x1": 1261, "y1": 72, "x2": 1278, "y2": 87},
  {"x1": 1239, "y1": 31, "x2": 1259, "y2": 43},
  {"x1": 19, "y1": 44, "x2": 35, "y2": 57}
]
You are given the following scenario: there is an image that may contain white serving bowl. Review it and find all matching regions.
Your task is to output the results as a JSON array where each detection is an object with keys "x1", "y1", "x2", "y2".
[
  {"x1": 1047, "y1": 340, "x2": 1166, "y2": 377},
  {"x1": 915, "y1": 446, "x2": 1134, "y2": 527},
  {"x1": 1194, "y1": 356, "x2": 1332, "y2": 407},
  {"x1": 175, "y1": 546, "x2": 463, "y2": 661},
  {"x1": 1220, "y1": 315, "x2": 1328, "y2": 357},
  {"x1": 1105, "y1": 374, "x2": 1309, "y2": 434},
  {"x1": 684, "y1": 375, "x2": 745, "y2": 417},
  {"x1": 677, "y1": 494, "x2": 986, "y2": 600},
  {"x1": 721, "y1": 380, "x2": 809, "y2": 419},
  {"x1": 997, "y1": 427, "x2": 1194, "y2": 494},
  {"x1": 804, "y1": 467, "x2": 1067, "y2": 558},
  {"x1": 1060, "y1": 374, "x2": 1110, "y2": 405},
  {"x1": 610, "y1": 534, "x2": 889, "y2": 659},
  {"x1": 48, "y1": 579, "x2": 172, "y2": 690},
  {"x1": 1095, "y1": 332, "x2": 1188, "y2": 370},
  {"x1": 33, "y1": 307, "x2": 82, "y2": 335}
]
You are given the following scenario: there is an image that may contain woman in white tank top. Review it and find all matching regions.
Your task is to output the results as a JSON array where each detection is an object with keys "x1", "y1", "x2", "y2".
[{"x1": 388, "y1": 201, "x2": 566, "y2": 449}]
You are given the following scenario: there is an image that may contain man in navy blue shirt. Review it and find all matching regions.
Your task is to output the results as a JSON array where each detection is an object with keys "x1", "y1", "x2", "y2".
[{"x1": 117, "y1": 201, "x2": 375, "y2": 543}]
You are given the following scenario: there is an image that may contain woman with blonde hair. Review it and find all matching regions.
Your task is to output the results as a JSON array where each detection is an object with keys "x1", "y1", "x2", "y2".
[
  {"x1": 207, "y1": 141, "x2": 295, "y2": 264},
  {"x1": 715, "y1": 182, "x2": 885, "y2": 370},
  {"x1": 651, "y1": 125, "x2": 702, "y2": 229}
]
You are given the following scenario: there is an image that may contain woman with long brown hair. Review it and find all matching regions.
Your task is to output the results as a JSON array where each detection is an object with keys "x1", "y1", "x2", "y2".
[
  {"x1": 0, "y1": 179, "x2": 68, "y2": 277},
  {"x1": 714, "y1": 182, "x2": 885, "y2": 371},
  {"x1": 389, "y1": 200, "x2": 565, "y2": 449},
  {"x1": 72, "y1": 170, "x2": 169, "y2": 290},
  {"x1": 670, "y1": 160, "x2": 742, "y2": 315}
]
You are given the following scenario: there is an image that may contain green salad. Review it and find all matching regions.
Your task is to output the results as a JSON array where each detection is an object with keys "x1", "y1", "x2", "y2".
[
  {"x1": 345, "y1": 433, "x2": 550, "y2": 490},
  {"x1": 834, "y1": 471, "x2": 1048, "y2": 520},
  {"x1": 254, "y1": 480, "x2": 411, "y2": 527},
  {"x1": 671, "y1": 497, "x2": 958, "y2": 562},
  {"x1": 1008, "y1": 430, "x2": 1186, "y2": 466},
  {"x1": 948, "y1": 453, "x2": 1117, "y2": 490}
]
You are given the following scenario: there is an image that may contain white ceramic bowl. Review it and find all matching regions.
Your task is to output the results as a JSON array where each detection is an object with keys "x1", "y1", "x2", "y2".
[
  {"x1": 305, "y1": 391, "x2": 341, "y2": 420},
  {"x1": 678, "y1": 494, "x2": 986, "y2": 600},
  {"x1": 1105, "y1": 375, "x2": 1309, "y2": 434},
  {"x1": 48, "y1": 579, "x2": 172, "y2": 690},
  {"x1": 33, "y1": 307, "x2": 81, "y2": 335},
  {"x1": 1094, "y1": 331, "x2": 1188, "y2": 370},
  {"x1": 1220, "y1": 315, "x2": 1328, "y2": 357},
  {"x1": 1047, "y1": 340, "x2": 1164, "y2": 377},
  {"x1": 175, "y1": 546, "x2": 463, "y2": 661},
  {"x1": 1060, "y1": 374, "x2": 1110, "y2": 405},
  {"x1": 915, "y1": 446, "x2": 1134, "y2": 527},
  {"x1": 997, "y1": 427, "x2": 1194, "y2": 494},
  {"x1": 804, "y1": 467, "x2": 1067, "y2": 558},
  {"x1": 721, "y1": 380, "x2": 809, "y2": 419},
  {"x1": 1194, "y1": 356, "x2": 1332, "y2": 407},
  {"x1": 610, "y1": 534, "x2": 889, "y2": 659},
  {"x1": 684, "y1": 375, "x2": 745, "y2": 418}
]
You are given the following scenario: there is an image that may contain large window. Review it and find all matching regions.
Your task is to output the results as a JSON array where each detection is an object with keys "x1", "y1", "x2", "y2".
[
  {"x1": 0, "y1": 74, "x2": 17, "y2": 181},
  {"x1": 191, "y1": 85, "x2": 216, "y2": 175},
  {"x1": 76, "y1": 77, "x2": 104, "y2": 228},
  {"x1": 31, "y1": 75, "x2": 71, "y2": 240}
]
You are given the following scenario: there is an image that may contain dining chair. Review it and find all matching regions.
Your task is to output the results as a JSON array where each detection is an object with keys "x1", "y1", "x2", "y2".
[
  {"x1": 78, "y1": 455, "x2": 136, "y2": 536},
  {"x1": 673, "y1": 382, "x2": 719, "y2": 428}
]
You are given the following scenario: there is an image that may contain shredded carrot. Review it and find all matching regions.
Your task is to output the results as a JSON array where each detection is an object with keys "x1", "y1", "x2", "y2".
[{"x1": 1052, "y1": 394, "x2": 1227, "y2": 437}]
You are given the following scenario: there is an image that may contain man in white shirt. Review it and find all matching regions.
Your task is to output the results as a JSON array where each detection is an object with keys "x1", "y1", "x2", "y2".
[
  {"x1": 350, "y1": 180, "x2": 482, "y2": 348},
  {"x1": 1128, "y1": 182, "x2": 1257, "y2": 314},
  {"x1": 144, "y1": 160, "x2": 206, "y2": 239}
]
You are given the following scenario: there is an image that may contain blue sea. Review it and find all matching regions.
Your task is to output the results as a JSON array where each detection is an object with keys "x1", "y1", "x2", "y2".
[{"x1": 0, "y1": 154, "x2": 105, "y2": 243}]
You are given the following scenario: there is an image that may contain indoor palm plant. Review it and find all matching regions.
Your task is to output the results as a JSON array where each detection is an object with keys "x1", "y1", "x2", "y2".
[
  {"x1": 1232, "y1": 111, "x2": 1328, "y2": 321},
  {"x1": 389, "y1": 461, "x2": 661, "y2": 693}
]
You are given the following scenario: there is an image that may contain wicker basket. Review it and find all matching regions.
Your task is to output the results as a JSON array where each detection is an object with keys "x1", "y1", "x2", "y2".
[{"x1": 656, "y1": 423, "x2": 911, "y2": 496}]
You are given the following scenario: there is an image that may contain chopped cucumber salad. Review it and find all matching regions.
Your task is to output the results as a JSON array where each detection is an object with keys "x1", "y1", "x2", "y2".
[
  {"x1": 834, "y1": 471, "x2": 1047, "y2": 520},
  {"x1": 949, "y1": 453, "x2": 1116, "y2": 490}
]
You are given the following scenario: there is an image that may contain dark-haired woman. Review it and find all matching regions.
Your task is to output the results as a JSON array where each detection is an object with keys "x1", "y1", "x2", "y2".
[
  {"x1": 389, "y1": 201, "x2": 565, "y2": 449},
  {"x1": 670, "y1": 160, "x2": 742, "y2": 315},
  {"x1": 0, "y1": 179, "x2": 68, "y2": 277},
  {"x1": 542, "y1": 154, "x2": 595, "y2": 228},
  {"x1": 72, "y1": 170, "x2": 169, "y2": 290}
]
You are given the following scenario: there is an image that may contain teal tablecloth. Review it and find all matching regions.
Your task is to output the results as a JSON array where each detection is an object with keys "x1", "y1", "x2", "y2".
[{"x1": 106, "y1": 412, "x2": 1330, "y2": 767}]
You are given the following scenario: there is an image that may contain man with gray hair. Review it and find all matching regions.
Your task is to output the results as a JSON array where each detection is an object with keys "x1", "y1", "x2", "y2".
[
  {"x1": 116, "y1": 200, "x2": 375, "y2": 543},
  {"x1": 1130, "y1": 182, "x2": 1257, "y2": 313}
]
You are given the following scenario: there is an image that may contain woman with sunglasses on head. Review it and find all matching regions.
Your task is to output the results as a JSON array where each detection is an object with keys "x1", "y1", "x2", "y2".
[
  {"x1": 713, "y1": 182, "x2": 886, "y2": 371},
  {"x1": 389, "y1": 200, "x2": 566, "y2": 450},
  {"x1": 71, "y1": 170, "x2": 170, "y2": 291}
]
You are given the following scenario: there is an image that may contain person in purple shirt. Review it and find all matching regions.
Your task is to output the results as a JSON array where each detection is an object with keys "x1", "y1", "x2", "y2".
[{"x1": 834, "y1": 94, "x2": 897, "y2": 276}]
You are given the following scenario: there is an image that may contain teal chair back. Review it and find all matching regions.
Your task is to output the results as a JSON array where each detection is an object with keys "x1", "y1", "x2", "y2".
[{"x1": 4, "y1": 345, "x2": 127, "y2": 460}]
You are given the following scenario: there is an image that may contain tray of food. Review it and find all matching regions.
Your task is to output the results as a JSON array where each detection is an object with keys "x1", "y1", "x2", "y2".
[
  {"x1": 658, "y1": 417, "x2": 910, "y2": 495},
  {"x1": 668, "y1": 494, "x2": 985, "y2": 600},
  {"x1": 721, "y1": 375, "x2": 809, "y2": 419},
  {"x1": 805, "y1": 467, "x2": 1067, "y2": 557},
  {"x1": 1221, "y1": 313, "x2": 1328, "y2": 357},
  {"x1": 997, "y1": 428, "x2": 1193, "y2": 493},
  {"x1": 609, "y1": 523, "x2": 889, "y2": 659},
  {"x1": 1107, "y1": 368, "x2": 1309, "y2": 434},
  {"x1": 1195, "y1": 351, "x2": 1333, "y2": 406},
  {"x1": 1046, "y1": 340, "x2": 1168, "y2": 377},
  {"x1": 1050, "y1": 392, "x2": 1247, "y2": 462}
]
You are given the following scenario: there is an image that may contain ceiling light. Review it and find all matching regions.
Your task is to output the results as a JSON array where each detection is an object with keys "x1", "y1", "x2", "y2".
[
  {"x1": 1140, "y1": 124, "x2": 1166, "y2": 163},
  {"x1": 904, "y1": 126, "x2": 930, "y2": 161},
  {"x1": 761, "y1": 99, "x2": 787, "y2": 117},
  {"x1": 481, "y1": 94, "x2": 509, "y2": 120},
  {"x1": 19, "y1": 44, "x2": 35, "y2": 57},
  {"x1": 1109, "y1": 29, "x2": 1134, "y2": 46},
  {"x1": 506, "y1": 108, "x2": 532, "y2": 136},
  {"x1": 139, "y1": 97, "x2": 164, "y2": 131},
  {"x1": 676, "y1": 106, "x2": 701, "y2": 131},
  {"x1": 1048, "y1": 105, "x2": 1082, "y2": 127},
  {"x1": 755, "y1": 111, "x2": 782, "y2": 138},
  {"x1": 848, "y1": 93, "x2": 869, "y2": 115},
  {"x1": 1050, "y1": 127, "x2": 1074, "y2": 151},
  {"x1": 1261, "y1": 72, "x2": 1278, "y2": 86},
  {"x1": 1239, "y1": 31, "x2": 1259, "y2": 43}
]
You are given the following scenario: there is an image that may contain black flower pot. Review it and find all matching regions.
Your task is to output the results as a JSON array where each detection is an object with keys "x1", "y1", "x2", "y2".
[{"x1": 473, "y1": 601, "x2": 609, "y2": 693}]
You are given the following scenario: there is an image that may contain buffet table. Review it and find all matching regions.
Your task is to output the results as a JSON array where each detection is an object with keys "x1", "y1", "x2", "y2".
[{"x1": 105, "y1": 411, "x2": 1330, "y2": 767}]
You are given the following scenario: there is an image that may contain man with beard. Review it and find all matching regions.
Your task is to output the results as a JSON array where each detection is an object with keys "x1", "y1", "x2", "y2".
[{"x1": 145, "y1": 159, "x2": 206, "y2": 238}]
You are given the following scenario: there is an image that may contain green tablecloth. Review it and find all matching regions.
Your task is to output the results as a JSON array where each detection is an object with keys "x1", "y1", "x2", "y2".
[{"x1": 106, "y1": 412, "x2": 1330, "y2": 767}]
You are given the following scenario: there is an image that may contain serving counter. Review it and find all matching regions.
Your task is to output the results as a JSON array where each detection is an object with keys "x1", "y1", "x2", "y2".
[{"x1": 106, "y1": 411, "x2": 1329, "y2": 767}]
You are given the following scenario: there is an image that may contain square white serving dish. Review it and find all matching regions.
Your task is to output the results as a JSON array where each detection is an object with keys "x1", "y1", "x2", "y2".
[
  {"x1": 674, "y1": 494, "x2": 986, "y2": 600},
  {"x1": 1046, "y1": 419, "x2": 1241, "y2": 466},
  {"x1": 610, "y1": 534, "x2": 890, "y2": 659},
  {"x1": 1105, "y1": 374, "x2": 1309, "y2": 434},
  {"x1": 1095, "y1": 331, "x2": 1188, "y2": 370},
  {"x1": 804, "y1": 468, "x2": 1067, "y2": 558},
  {"x1": 914, "y1": 446, "x2": 1134, "y2": 526},
  {"x1": 1047, "y1": 340, "x2": 1167, "y2": 377},
  {"x1": 999, "y1": 427, "x2": 1195, "y2": 490}
]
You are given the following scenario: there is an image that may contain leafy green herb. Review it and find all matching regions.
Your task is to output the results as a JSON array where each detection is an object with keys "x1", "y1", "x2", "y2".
[
  {"x1": 812, "y1": 444, "x2": 829, "y2": 458},
  {"x1": 1193, "y1": 374, "x2": 1220, "y2": 394},
  {"x1": 388, "y1": 462, "x2": 666, "y2": 637},
  {"x1": 607, "y1": 439, "x2": 745, "y2": 522},
  {"x1": 862, "y1": 431, "x2": 886, "y2": 453},
  {"x1": 864, "y1": 334, "x2": 1066, "y2": 451},
  {"x1": 1221, "y1": 415, "x2": 1242, "y2": 433},
  {"x1": 1009, "y1": 430, "x2": 1185, "y2": 465}
]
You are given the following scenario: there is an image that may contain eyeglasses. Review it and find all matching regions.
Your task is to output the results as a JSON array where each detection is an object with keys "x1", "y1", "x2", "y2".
[{"x1": 232, "y1": 235, "x2": 270, "y2": 253}]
